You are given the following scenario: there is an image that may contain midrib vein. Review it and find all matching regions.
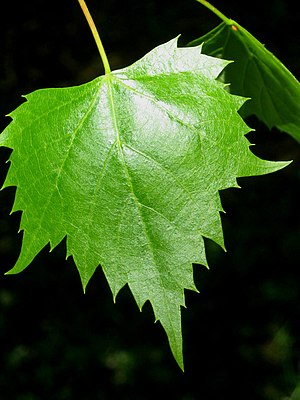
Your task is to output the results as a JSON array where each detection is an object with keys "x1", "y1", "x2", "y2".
[{"x1": 107, "y1": 78, "x2": 160, "y2": 272}]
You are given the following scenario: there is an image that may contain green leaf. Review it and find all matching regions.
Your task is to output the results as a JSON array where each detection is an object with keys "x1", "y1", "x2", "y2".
[
  {"x1": 0, "y1": 38, "x2": 288, "y2": 369},
  {"x1": 189, "y1": 21, "x2": 300, "y2": 143}
]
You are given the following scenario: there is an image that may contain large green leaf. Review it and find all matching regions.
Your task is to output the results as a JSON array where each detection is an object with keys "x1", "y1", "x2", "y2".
[
  {"x1": 189, "y1": 21, "x2": 300, "y2": 143},
  {"x1": 0, "y1": 38, "x2": 288, "y2": 369}
]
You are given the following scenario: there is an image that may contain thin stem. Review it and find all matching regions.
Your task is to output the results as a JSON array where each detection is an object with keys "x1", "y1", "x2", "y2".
[
  {"x1": 77, "y1": 0, "x2": 111, "y2": 74},
  {"x1": 194, "y1": 0, "x2": 230, "y2": 24}
]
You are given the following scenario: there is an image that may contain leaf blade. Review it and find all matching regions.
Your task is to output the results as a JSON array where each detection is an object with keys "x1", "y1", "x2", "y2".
[{"x1": 0, "y1": 38, "x2": 289, "y2": 368}]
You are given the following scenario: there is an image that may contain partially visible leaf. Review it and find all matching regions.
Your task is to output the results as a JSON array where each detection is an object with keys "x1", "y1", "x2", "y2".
[
  {"x1": 0, "y1": 38, "x2": 289, "y2": 369},
  {"x1": 189, "y1": 21, "x2": 300, "y2": 143}
]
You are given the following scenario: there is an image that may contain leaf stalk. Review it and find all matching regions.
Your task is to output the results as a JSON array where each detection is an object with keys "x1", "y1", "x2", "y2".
[
  {"x1": 194, "y1": 0, "x2": 230, "y2": 24},
  {"x1": 77, "y1": 0, "x2": 111, "y2": 74}
]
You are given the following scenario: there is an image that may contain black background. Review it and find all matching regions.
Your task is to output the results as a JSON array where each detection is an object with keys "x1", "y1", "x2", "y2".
[{"x1": 1, "y1": 1, "x2": 300, "y2": 399}]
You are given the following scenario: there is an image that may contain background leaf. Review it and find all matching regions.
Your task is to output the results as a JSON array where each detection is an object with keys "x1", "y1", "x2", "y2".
[
  {"x1": 0, "y1": 38, "x2": 288, "y2": 369},
  {"x1": 188, "y1": 21, "x2": 300, "y2": 143}
]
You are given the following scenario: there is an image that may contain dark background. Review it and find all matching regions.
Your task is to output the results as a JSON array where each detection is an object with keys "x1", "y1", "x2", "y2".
[{"x1": 1, "y1": 0, "x2": 300, "y2": 399}]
